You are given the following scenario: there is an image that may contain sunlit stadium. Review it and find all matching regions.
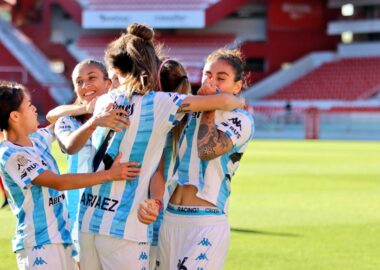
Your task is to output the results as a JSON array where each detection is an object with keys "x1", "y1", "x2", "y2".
[{"x1": 1, "y1": 0, "x2": 380, "y2": 269}]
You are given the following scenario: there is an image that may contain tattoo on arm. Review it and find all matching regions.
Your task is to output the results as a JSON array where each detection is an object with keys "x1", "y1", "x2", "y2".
[
  {"x1": 177, "y1": 103, "x2": 191, "y2": 113},
  {"x1": 197, "y1": 112, "x2": 233, "y2": 160}
]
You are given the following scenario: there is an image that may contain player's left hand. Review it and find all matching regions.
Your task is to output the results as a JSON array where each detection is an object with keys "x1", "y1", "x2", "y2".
[{"x1": 137, "y1": 199, "x2": 160, "y2": 225}]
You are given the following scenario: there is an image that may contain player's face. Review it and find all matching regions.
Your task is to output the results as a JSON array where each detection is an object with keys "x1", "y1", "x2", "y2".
[
  {"x1": 202, "y1": 59, "x2": 242, "y2": 95},
  {"x1": 72, "y1": 64, "x2": 110, "y2": 103},
  {"x1": 17, "y1": 93, "x2": 39, "y2": 133}
]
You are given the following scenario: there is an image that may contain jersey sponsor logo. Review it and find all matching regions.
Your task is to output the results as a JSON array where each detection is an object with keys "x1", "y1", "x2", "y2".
[
  {"x1": 139, "y1": 251, "x2": 148, "y2": 260},
  {"x1": 32, "y1": 257, "x2": 47, "y2": 266},
  {"x1": 80, "y1": 193, "x2": 119, "y2": 212},
  {"x1": 195, "y1": 253, "x2": 208, "y2": 261},
  {"x1": 205, "y1": 208, "x2": 220, "y2": 214},
  {"x1": 197, "y1": 238, "x2": 212, "y2": 247},
  {"x1": 58, "y1": 124, "x2": 72, "y2": 130},
  {"x1": 49, "y1": 193, "x2": 65, "y2": 206},
  {"x1": 113, "y1": 103, "x2": 135, "y2": 117},
  {"x1": 177, "y1": 257, "x2": 188, "y2": 270}
]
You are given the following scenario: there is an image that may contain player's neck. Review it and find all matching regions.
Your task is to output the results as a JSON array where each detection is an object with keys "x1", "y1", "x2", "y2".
[{"x1": 5, "y1": 129, "x2": 32, "y2": 147}]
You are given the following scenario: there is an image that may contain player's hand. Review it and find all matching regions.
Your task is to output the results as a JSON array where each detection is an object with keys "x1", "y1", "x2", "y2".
[
  {"x1": 108, "y1": 153, "x2": 140, "y2": 180},
  {"x1": 88, "y1": 103, "x2": 129, "y2": 132},
  {"x1": 197, "y1": 78, "x2": 220, "y2": 96},
  {"x1": 85, "y1": 97, "x2": 98, "y2": 114},
  {"x1": 137, "y1": 199, "x2": 160, "y2": 224}
]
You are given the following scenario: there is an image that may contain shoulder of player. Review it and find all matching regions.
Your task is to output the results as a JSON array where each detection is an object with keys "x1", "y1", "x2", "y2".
[{"x1": 0, "y1": 142, "x2": 27, "y2": 165}]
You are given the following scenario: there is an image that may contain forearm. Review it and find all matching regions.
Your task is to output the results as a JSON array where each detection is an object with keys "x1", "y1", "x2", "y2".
[
  {"x1": 180, "y1": 94, "x2": 243, "y2": 113},
  {"x1": 59, "y1": 120, "x2": 95, "y2": 154},
  {"x1": 34, "y1": 170, "x2": 111, "y2": 191},
  {"x1": 197, "y1": 111, "x2": 232, "y2": 160},
  {"x1": 46, "y1": 104, "x2": 87, "y2": 124}
]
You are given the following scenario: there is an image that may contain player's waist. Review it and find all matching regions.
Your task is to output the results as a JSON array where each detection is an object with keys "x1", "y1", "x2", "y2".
[{"x1": 166, "y1": 203, "x2": 225, "y2": 216}]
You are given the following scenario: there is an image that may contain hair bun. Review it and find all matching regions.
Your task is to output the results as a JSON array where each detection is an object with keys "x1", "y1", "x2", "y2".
[{"x1": 127, "y1": 23, "x2": 154, "y2": 41}]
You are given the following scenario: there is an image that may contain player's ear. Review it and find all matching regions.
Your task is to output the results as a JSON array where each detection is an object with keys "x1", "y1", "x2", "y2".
[{"x1": 9, "y1": 111, "x2": 20, "y2": 124}]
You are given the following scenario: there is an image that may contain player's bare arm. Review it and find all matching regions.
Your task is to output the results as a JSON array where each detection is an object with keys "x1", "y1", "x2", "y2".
[
  {"x1": 177, "y1": 94, "x2": 245, "y2": 114},
  {"x1": 197, "y1": 111, "x2": 233, "y2": 160}
]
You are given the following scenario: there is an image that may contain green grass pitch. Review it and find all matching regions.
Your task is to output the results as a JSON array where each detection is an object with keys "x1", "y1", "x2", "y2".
[{"x1": 1, "y1": 140, "x2": 380, "y2": 269}]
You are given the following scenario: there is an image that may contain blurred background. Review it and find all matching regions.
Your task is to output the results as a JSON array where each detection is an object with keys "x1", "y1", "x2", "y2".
[
  {"x1": 1, "y1": 2, "x2": 380, "y2": 269},
  {"x1": 0, "y1": 0, "x2": 380, "y2": 139}
]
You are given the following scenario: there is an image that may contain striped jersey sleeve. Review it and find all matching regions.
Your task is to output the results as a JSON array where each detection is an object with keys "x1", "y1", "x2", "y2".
[{"x1": 3, "y1": 149, "x2": 47, "y2": 189}]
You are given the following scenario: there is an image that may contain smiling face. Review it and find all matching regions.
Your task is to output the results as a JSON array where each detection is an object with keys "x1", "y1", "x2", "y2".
[
  {"x1": 202, "y1": 59, "x2": 242, "y2": 95},
  {"x1": 72, "y1": 63, "x2": 111, "y2": 103}
]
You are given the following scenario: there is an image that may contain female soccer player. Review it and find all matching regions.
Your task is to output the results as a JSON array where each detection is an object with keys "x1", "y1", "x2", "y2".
[
  {"x1": 155, "y1": 48, "x2": 255, "y2": 270},
  {"x1": 46, "y1": 59, "x2": 136, "y2": 260},
  {"x1": 78, "y1": 23, "x2": 245, "y2": 270},
  {"x1": 0, "y1": 81, "x2": 140, "y2": 270}
]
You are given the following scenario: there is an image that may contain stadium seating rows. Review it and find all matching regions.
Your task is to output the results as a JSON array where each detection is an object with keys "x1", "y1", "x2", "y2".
[
  {"x1": 264, "y1": 57, "x2": 380, "y2": 101},
  {"x1": 74, "y1": 33, "x2": 235, "y2": 83}
]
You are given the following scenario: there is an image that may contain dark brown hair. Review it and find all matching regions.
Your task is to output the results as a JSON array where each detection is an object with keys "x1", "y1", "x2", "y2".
[
  {"x1": 158, "y1": 59, "x2": 191, "y2": 157},
  {"x1": 104, "y1": 23, "x2": 162, "y2": 97},
  {"x1": 0, "y1": 81, "x2": 27, "y2": 131},
  {"x1": 206, "y1": 48, "x2": 248, "y2": 89}
]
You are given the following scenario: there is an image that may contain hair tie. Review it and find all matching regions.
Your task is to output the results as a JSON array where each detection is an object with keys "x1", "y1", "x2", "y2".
[{"x1": 157, "y1": 59, "x2": 171, "y2": 91}]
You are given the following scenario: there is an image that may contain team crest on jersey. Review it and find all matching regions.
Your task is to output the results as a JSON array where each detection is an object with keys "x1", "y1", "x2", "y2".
[{"x1": 17, "y1": 155, "x2": 29, "y2": 168}]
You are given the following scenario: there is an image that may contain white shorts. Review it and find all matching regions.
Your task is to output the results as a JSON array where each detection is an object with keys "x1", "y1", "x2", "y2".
[
  {"x1": 16, "y1": 243, "x2": 77, "y2": 270},
  {"x1": 157, "y1": 204, "x2": 230, "y2": 270},
  {"x1": 79, "y1": 232, "x2": 150, "y2": 270}
]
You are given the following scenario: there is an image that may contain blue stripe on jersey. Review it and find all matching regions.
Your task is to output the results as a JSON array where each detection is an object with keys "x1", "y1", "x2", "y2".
[
  {"x1": 48, "y1": 188, "x2": 71, "y2": 243},
  {"x1": 216, "y1": 148, "x2": 237, "y2": 210},
  {"x1": 68, "y1": 152, "x2": 79, "y2": 173},
  {"x1": 177, "y1": 117, "x2": 197, "y2": 185},
  {"x1": 31, "y1": 185, "x2": 49, "y2": 246},
  {"x1": 110, "y1": 93, "x2": 155, "y2": 238},
  {"x1": 88, "y1": 182, "x2": 112, "y2": 234},
  {"x1": 78, "y1": 186, "x2": 92, "y2": 231},
  {"x1": 3, "y1": 172, "x2": 26, "y2": 250}
]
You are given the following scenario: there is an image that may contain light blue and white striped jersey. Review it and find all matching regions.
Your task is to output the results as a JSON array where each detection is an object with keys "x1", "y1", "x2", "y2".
[
  {"x1": 79, "y1": 90, "x2": 186, "y2": 242},
  {"x1": 172, "y1": 109, "x2": 254, "y2": 213},
  {"x1": 0, "y1": 129, "x2": 71, "y2": 252},
  {"x1": 55, "y1": 116, "x2": 95, "y2": 243}
]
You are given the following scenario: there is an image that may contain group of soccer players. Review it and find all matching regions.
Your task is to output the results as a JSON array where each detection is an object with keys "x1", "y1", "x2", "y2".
[{"x1": 0, "y1": 22, "x2": 254, "y2": 270}]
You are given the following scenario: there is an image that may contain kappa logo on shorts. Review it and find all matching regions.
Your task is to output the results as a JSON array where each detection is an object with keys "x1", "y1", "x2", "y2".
[
  {"x1": 32, "y1": 257, "x2": 47, "y2": 266},
  {"x1": 32, "y1": 245, "x2": 45, "y2": 251},
  {"x1": 197, "y1": 238, "x2": 212, "y2": 247},
  {"x1": 139, "y1": 252, "x2": 148, "y2": 260},
  {"x1": 195, "y1": 253, "x2": 208, "y2": 261}
]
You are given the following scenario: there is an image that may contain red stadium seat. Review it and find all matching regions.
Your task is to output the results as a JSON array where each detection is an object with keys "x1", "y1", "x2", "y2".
[{"x1": 264, "y1": 57, "x2": 380, "y2": 101}]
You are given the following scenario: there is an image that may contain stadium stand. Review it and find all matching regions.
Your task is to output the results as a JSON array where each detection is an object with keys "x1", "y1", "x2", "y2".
[
  {"x1": 70, "y1": 33, "x2": 235, "y2": 83},
  {"x1": 78, "y1": 0, "x2": 219, "y2": 10},
  {"x1": 264, "y1": 57, "x2": 380, "y2": 101}
]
